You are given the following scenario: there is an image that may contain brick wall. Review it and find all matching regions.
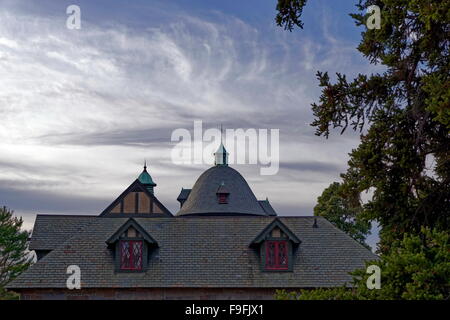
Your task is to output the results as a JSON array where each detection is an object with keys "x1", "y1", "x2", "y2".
[{"x1": 18, "y1": 288, "x2": 280, "y2": 300}]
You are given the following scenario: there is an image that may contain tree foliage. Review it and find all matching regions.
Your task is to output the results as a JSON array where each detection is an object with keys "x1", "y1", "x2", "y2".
[
  {"x1": 275, "y1": 0, "x2": 449, "y2": 251},
  {"x1": 274, "y1": 0, "x2": 449, "y2": 299},
  {"x1": 275, "y1": 0, "x2": 308, "y2": 31},
  {"x1": 0, "y1": 207, "x2": 33, "y2": 299},
  {"x1": 276, "y1": 228, "x2": 450, "y2": 300},
  {"x1": 314, "y1": 182, "x2": 371, "y2": 248}
]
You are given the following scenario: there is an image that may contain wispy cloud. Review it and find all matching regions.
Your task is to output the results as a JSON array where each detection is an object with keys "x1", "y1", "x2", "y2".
[{"x1": 0, "y1": 2, "x2": 375, "y2": 227}]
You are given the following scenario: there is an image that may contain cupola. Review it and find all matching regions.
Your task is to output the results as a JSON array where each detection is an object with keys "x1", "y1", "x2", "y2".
[
  {"x1": 214, "y1": 142, "x2": 229, "y2": 166},
  {"x1": 138, "y1": 161, "x2": 157, "y2": 194}
]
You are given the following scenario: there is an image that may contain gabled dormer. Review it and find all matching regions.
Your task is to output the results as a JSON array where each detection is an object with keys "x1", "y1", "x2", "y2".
[
  {"x1": 216, "y1": 181, "x2": 229, "y2": 204},
  {"x1": 250, "y1": 219, "x2": 301, "y2": 272},
  {"x1": 106, "y1": 218, "x2": 158, "y2": 272},
  {"x1": 100, "y1": 165, "x2": 172, "y2": 217}
]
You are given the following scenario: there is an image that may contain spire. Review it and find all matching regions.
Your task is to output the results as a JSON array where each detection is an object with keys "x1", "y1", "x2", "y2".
[
  {"x1": 138, "y1": 161, "x2": 156, "y2": 194},
  {"x1": 214, "y1": 126, "x2": 229, "y2": 166}
]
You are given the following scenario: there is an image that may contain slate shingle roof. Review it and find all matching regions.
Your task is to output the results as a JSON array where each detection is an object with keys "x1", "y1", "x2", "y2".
[
  {"x1": 177, "y1": 166, "x2": 268, "y2": 216},
  {"x1": 176, "y1": 188, "x2": 191, "y2": 202},
  {"x1": 8, "y1": 215, "x2": 377, "y2": 289},
  {"x1": 29, "y1": 215, "x2": 96, "y2": 251},
  {"x1": 258, "y1": 200, "x2": 277, "y2": 216}
]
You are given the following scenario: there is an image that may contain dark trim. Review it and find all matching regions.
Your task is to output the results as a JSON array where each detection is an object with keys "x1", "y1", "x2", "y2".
[
  {"x1": 150, "y1": 196, "x2": 154, "y2": 213},
  {"x1": 250, "y1": 218, "x2": 301, "y2": 246},
  {"x1": 33, "y1": 214, "x2": 98, "y2": 217},
  {"x1": 106, "y1": 218, "x2": 158, "y2": 245},
  {"x1": 177, "y1": 212, "x2": 267, "y2": 217},
  {"x1": 135, "y1": 192, "x2": 139, "y2": 214},
  {"x1": 105, "y1": 213, "x2": 170, "y2": 218}
]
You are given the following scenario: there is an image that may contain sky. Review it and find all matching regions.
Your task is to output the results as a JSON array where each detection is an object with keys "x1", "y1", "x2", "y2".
[{"x1": 0, "y1": 0, "x2": 381, "y2": 249}]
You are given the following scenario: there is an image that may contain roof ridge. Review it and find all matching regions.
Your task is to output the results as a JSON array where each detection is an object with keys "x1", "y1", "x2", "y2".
[{"x1": 36, "y1": 214, "x2": 98, "y2": 217}]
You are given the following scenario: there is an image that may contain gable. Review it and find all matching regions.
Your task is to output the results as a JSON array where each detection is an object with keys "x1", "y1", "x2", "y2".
[
  {"x1": 106, "y1": 218, "x2": 158, "y2": 245},
  {"x1": 250, "y1": 218, "x2": 301, "y2": 246},
  {"x1": 100, "y1": 179, "x2": 172, "y2": 217}
]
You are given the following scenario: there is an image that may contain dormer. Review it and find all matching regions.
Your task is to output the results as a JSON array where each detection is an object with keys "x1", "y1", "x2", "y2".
[
  {"x1": 100, "y1": 165, "x2": 172, "y2": 217},
  {"x1": 106, "y1": 218, "x2": 158, "y2": 272},
  {"x1": 216, "y1": 181, "x2": 229, "y2": 204},
  {"x1": 250, "y1": 219, "x2": 301, "y2": 272}
]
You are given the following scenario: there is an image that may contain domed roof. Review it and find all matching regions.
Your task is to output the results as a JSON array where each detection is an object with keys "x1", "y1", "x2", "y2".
[
  {"x1": 138, "y1": 169, "x2": 155, "y2": 185},
  {"x1": 137, "y1": 163, "x2": 156, "y2": 193},
  {"x1": 176, "y1": 165, "x2": 267, "y2": 216}
]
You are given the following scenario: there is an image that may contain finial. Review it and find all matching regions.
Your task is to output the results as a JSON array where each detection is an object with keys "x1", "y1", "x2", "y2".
[
  {"x1": 144, "y1": 159, "x2": 147, "y2": 170},
  {"x1": 313, "y1": 218, "x2": 318, "y2": 228}
]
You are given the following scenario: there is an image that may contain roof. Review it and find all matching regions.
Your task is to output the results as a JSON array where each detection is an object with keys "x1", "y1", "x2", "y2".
[
  {"x1": 99, "y1": 179, "x2": 172, "y2": 217},
  {"x1": 28, "y1": 215, "x2": 97, "y2": 251},
  {"x1": 138, "y1": 166, "x2": 156, "y2": 186},
  {"x1": 177, "y1": 166, "x2": 268, "y2": 216},
  {"x1": 216, "y1": 181, "x2": 229, "y2": 194},
  {"x1": 8, "y1": 215, "x2": 378, "y2": 289},
  {"x1": 176, "y1": 188, "x2": 191, "y2": 202},
  {"x1": 258, "y1": 200, "x2": 277, "y2": 216}
]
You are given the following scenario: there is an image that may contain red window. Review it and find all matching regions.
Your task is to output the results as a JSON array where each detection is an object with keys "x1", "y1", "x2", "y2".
[
  {"x1": 265, "y1": 241, "x2": 288, "y2": 270},
  {"x1": 120, "y1": 240, "x2": 143, "y2": 270},
  {"x1": 218, "y1": 193, "x2": 228, "y2": 204}
]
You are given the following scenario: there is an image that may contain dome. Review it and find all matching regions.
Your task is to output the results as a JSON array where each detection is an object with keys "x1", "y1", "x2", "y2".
[
  {"x1": 138, "y1": 170, "x2": 155, "y2": 185},
  {"x1": 176, "y1": 165, "x2": 267, "y2": 216}
]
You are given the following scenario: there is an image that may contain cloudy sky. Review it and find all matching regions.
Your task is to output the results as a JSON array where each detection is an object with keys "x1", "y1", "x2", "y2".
[{"x1": 0, "y1": 0, "x2": 380, "y2": 248}]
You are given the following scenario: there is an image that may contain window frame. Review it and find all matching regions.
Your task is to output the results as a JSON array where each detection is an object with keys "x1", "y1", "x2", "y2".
[
  {"x1": 119, "y1": 240, "x2": 143, "y2": 271},
  {"x1": 260, "y1": 238, "x2": 293, "y2": 272},
  {"x1": 217, "y1": 193, "x2": 228, "y2": 204},
  {"x1": 114, "y1": 238, "x2": 148, "y2": 273}
]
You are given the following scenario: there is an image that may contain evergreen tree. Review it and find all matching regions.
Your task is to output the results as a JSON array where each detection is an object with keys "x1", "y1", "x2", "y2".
[
  {"x1": 314, "y1": 182, "x2": 371, "y2": 248},
  {"x1": 0, "y1": 207, "x2": 33, "y2": 299},
  {"x1": 274, "y1": 0, "x2": 449, "y2": 299},
  {"x1": 276, "y1": 0, "x2": 449, "y2": 252},
  {"x1": 276, "y1": 227, "x2": 450, "y2": 300}
]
